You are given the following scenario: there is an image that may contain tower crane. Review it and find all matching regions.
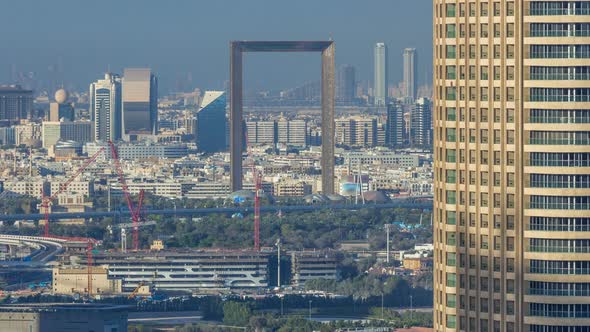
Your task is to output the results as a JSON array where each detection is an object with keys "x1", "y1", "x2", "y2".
[
  {"x1": 107, "y1": 141, "x2": 143, "y2": 251},
  {"x1": 244, "y1": 132, "x2": 261, "y2": 251},
  {"x1": 40, "y1": 147, "x2": 106, "y2": 238},
  {"x1": 39, "y1": 141, "x2": 147, "y2": 296},
  {"x1": 107, "y1": 196, "x2": 153, "y2": 253}
]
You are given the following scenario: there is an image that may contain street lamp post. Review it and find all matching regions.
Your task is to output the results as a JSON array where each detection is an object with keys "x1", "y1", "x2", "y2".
[
  {"x1": 381, "y1": 281, "x2": 387, "y2": 320},
  {"x1": 410, "y1": 295, "x2": 413, "y2": 320},
  {"x1": 276, "y1": 238, "x2": 281, "y2": 288},
  {"x1": 308, "y1": 300, "x2": 312, "y2": 320},
  {"x1": 280, "y1": 297, "x2": 284, "y2": 316},
  {"x1": 385, "y1": 224, "x2": 392, "y2": 263},
  {"x1": 381, "y1": 291, "x2": 385, "y2": 319},
  {"x1": 173, "y1": 202, "x2": 177, "y2": 223}
]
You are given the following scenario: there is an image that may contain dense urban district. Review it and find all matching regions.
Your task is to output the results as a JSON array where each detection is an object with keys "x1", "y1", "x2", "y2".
[{"x1": 0, "y1": 43, "x2": 435, "y2": 331}]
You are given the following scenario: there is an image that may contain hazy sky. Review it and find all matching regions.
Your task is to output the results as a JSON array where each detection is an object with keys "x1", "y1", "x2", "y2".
[{"x1": 2, "y1": 0, "x2": 432, "y2": 94}]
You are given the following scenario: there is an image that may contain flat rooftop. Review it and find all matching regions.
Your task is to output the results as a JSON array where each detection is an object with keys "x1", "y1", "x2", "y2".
[
  {"x1": 0, "y1": 85, "x2": 33, "y2": 93},
  {"x1": 0, "y1": 303, "x2": 130, "y2": 313},
  {"x1": 93, "y1": 248, "x2": 272, "y2": 257}
]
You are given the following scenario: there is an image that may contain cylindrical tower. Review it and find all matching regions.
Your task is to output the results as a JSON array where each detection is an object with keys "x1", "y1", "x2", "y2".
[{"x1": 433, "y1": 1, "x2": 590, "y2": 331}]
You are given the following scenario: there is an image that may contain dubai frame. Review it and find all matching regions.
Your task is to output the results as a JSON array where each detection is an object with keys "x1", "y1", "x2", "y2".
[{"x1": 229, "y1": 41, "x2": 335, "y2": 194}]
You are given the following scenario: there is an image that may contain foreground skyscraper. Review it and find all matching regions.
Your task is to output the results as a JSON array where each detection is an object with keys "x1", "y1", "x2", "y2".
[
  {"x1": 434, "y1": 1, "x2": 590, "y2": 331},
  {"x1": 403, "y1": 48, "x2": 417, "y2": 103},
  {"x1": 374, "y1": 42, "x2": 388, "y2": 106},
  {"x1": 122, "y1": 68, "x2": 157, "y2": 140},
  {"x1": 90, "y1": 73, "x2": 122, "y2": 142}
]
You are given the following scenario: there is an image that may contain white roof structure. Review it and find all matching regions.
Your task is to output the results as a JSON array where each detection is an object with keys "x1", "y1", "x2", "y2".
[{"x1": 199, "y1": 91, "x2": 225, "y2": 110}]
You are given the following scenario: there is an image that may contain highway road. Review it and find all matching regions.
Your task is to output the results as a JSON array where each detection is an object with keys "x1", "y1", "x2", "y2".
[{"x1": 0, "y1": 235, "x2": 64, "y2": 267}]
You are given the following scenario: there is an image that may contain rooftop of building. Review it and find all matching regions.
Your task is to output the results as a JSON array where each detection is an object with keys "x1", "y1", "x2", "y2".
[
  {"x1": 394, "y1": 328, "x2": 433, "y2": 332},
  {"x1": 91, "y1": 248, "x2": 272, "y2": 258},
  {"x1": 0, "y1": 85, "x2": 33, "y2": 93},
  {"x1": 0, "y1": 303, "x2": 130, "y2": 313},
  {"x1": 55, "y1": 266, "x2": 108, "y2": 274}
]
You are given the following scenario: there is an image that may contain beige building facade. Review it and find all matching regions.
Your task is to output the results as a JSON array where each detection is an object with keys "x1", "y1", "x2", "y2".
[
  {"x1": 434, "y1": 1, "x2": 590, "y2": 331},
  {"x1": 52, "y1": 267, "x2": 122, "y2": 295}
]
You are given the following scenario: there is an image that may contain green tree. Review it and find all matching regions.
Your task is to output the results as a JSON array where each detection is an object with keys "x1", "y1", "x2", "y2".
[
  {"x1": 200, "y1": 296, "x2": 223, "y2": 320},
  {"x1": 222, "y1": 301, "x2": 252, "y2": 326}
]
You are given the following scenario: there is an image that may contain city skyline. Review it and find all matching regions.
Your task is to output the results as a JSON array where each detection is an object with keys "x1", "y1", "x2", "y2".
[
  {"x1": 10, "y1": 0, "x2": 590, "y2": 330},
  {"x1": 1, "y1": 0, "x2": 432, "y2": 93}
]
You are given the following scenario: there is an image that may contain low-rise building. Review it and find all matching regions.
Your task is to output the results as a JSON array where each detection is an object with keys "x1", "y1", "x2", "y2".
[
  {"x1": 291, "y1": 250, "x2": 338, "y2": 287},
  {"x1": 52, "y1": 267, "x2": 122, "y2": 295},
  {"x1": 0, "y1": 303, "x2": 128, "y2": 332},
  {"x1": 42, "y1": 121, "x2": 93, "y2": 149},
  {"x1": 109, "y1": 180, "x2": 182, "y2": 198},
  {"x1": 85, "y1": 142, "x2": 189, "y2": 160},
  {"x1": 402, "y1": 256, "x2": 433, "y2": 273},
  {"x1": 50, "y1": 179, "x2": 94, "y2": 197},
  {"x1": 14, "y1": 122, "x2": 42, "y2": 146},
  {"x1": 274, "y1": 180, "x2": 312, "y2": 197},
  {"x1": 63, "y1": 250, "x2": 271, "y2": 293},
  {"x1": 2, "y1": 177, "x2": 49, "y2": 199},
  {"x1": 343, "y1": 151, "x2": 419, "y2": 167}
]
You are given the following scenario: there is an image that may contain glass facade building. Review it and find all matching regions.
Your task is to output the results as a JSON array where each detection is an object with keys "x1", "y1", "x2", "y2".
[
  {"x1": 122, "y1": 68, "x2": 157, "y2": 140},
  {"x1": 90, "y1": 73, "x2": 122, "y2": 142},
  {"x1": 196, "y1": 91, "x2": 227, "y2": 153}
]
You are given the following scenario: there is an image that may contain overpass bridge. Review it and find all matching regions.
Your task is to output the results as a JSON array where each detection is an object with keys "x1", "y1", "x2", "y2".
[
  {"x1": 0, "y1": 234, "x2": 66, "y2": 266},
  {"x1": 0, "y1": 198, "x2": 433, "y2": 222}
]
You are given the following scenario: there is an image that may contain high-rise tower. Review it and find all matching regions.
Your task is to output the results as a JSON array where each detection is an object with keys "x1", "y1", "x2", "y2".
[
  {"x1": 196, "y1": 91, "x2": 227, "y2": 153},
  {"x1": 434, "y1": 1, "x2": 590, "y2": 331},
  {"x1": 374, "y1": 43, "x2": 388, "y2": 106},
  {"x1": 337, "y1": 64, "x2": 356, "y2": 103},
  {"x1": 90, "y1": 73, "x2": 122, "y2": 142},
  {"x1": 386, "y1": 101, "x2": 405, "y2": 148},
  {"x1": 0, "y1": 85, "x2": 33, "y2": 122},
  {"x1": 403, "y1": 48, "x2": 417, "y2": 103},
  {"x1": 122, "y1": 68, "x2": 158, "y2": 141},
  {"x1": 410, "y1": 97, "x2": 431, "y2": 147}
]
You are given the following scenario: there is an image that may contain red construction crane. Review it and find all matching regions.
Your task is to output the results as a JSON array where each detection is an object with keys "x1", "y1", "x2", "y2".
[
  {"x1": 41, "y1": 141, "x2": 144, "y2": 250},
  {"x1": 41, "y1": 147, "x2": 106, "y2": 238},
  {"x1": 244, "y1": 132, "x2": 261, "y2": 252},
  {"x1": 253, "y1": 171, "x2": 261, "y2": 251},
  {"x1": 108, "y1": 141, "x2": 143, "y2": 251},
  {"x1": 87, "y1": 240, "x2": 93, "y2": 297}
]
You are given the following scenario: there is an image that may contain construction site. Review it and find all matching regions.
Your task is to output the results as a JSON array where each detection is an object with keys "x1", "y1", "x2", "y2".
[
  {"x1": 0, "y1": 134, "x2": 432, "y2": 306},
  {"x1": 0, "y1": 139, "x2": 341, "y2": 302}
]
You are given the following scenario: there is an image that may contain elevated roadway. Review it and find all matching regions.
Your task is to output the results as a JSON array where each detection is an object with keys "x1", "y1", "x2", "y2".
[{"x1": 0, "y1": 235, "x2": 65, "y2": 267}]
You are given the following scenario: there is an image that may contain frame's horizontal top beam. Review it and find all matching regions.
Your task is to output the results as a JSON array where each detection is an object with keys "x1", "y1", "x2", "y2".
[{"x1": 231, "y1": 40, "x2": 333, "y2": 52}]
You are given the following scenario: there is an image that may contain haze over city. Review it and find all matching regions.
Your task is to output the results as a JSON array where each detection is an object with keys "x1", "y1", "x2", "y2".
[
  {"x1": 2, "y1": 0, "x2": 589, "y2": 332},
  {"x1": 1, "y1": 0, "x2": 432, "y2": 92}
]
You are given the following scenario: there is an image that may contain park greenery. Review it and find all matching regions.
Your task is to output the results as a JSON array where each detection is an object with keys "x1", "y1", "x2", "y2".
[
  {"x1": 3, "y1": 194, "x2": 434, "y2": 332},
  {"x1": 0, "y1": 193, "x2": 432, "y2": 253},
  {"x1": 304, "y1": 275, "x2": 431, "y2": 303},
  {"x1": 0, "y1": 196, "x2": 39, "y2": 215}
]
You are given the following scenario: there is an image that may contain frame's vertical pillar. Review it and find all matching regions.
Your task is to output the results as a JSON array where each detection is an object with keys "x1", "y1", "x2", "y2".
[
  {"x1": 230, "y1": 42, "x2": 243, "y2": 191},
  {"x1": 321, "y1": 42, "x2": 335, "y2": 195}
]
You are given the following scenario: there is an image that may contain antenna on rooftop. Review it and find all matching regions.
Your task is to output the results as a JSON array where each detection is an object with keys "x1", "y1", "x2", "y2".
[{"x1": 29, "y1": 147, "x2": 32, "y2": 177}]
